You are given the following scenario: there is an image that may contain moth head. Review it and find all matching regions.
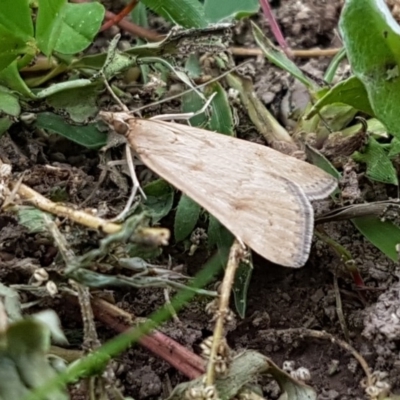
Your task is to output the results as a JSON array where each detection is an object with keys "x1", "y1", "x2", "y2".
[
  {"x1": 98, "y1": 111, "x2": 131, "y2": 136},
  {"x1": 98, "y1": 110, "x2": 114, "y2": 126}
]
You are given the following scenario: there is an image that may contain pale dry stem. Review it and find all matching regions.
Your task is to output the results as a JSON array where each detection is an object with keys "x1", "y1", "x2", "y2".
[
  {"x1": 14, "y1": 182, "x2": 122, "y2": 233},
  {"x1": 205, "y1": 239, "x2": 245, "y2": 386}
]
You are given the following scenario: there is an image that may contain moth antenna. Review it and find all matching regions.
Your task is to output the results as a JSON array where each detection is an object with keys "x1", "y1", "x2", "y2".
[
  {"x1": 102, "y1": 70, "x2": 146, "y2": 220},
  {"x1": 131, "y1": 61, "x2": 252, "y2": 115},
  {"x1": 102, "y1": 72, "x2": 130, "y2": 112},
  {"x1": 150, "y1": 92, "x2": 217, "y2": 122}
]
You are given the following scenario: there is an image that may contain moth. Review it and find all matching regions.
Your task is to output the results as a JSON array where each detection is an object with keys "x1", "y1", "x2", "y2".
[{"x1": 100, "y1": 111, "x2": 337, "y2": 268}]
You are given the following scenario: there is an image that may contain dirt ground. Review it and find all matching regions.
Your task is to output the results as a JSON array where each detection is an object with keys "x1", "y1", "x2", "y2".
[{"x1": 2, "y1": 1, "x2": 400, "y2": 399}]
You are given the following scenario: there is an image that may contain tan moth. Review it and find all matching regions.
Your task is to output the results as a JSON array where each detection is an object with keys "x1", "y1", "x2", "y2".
[{"x1": 100, "y1": 111, "x2": 337, "y2": 268}]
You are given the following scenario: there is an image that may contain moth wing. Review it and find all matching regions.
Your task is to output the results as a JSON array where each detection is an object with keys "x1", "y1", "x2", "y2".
[
  {"x1": 126, "y1": 119, "x2": 320, "y2": 267},
  {"x1": 144, "y1": 120, "x2": 337, "y2": 200}
]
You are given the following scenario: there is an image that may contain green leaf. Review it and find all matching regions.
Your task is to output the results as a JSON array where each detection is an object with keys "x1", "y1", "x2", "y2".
[
  {"x1": 36, "y1": 0, "x2": 104, "y2": 56},
  {"x1": 205, "y1": 226, "x2": 232, "y2": 283},
  {"x1": 126, "y1": 242, "x2": 162, "y2": 260},
  {"x1": 352, "y1": 137, "x2": 398, "y2": 185},
  {"x1": 0, "y1": 356, "x2": 30, "y2": 399},
  {"x1": 207, "y1": 215, "x2": 234, "y2": 251},
  {"x1": 352, "y1": 216, "x2": 400, "y2": 262},
  {"x1": 0, "y1": 88, "x2": 20, "y2": 116},
  {"x1": 141, "y1": 0, "x2": 207, "y2": 28},
  {"x1": 305, "y1": 144, "x2": 341, "y2": 199},
  {"x1": 0, "y1": 117, "x2": 13, "y2": 136},
  {"x1": 131, "y1": 2, "x2": 149, "y2": 28},
  {"x1": 306, "y1": 76, "x2": 374, "y2": 119},
  {"x1": 317, "y1": 103, "x2": 358, "y2": 134},
  {"x1": 323, "y1": 47, "x2": 346, "y2": 84},
  {"x1": 342, "y1": 118, "x2": 388, "y2": 140},
  {"x1": 17, "y1": 207, "x2": 52, "y2": 233},
  {"x1": 0, "y1": 0, "x2": 35, "y2": 72},
  {"x1": 0, "y1": 0, "x2": 34, "y2": 40},
  {"x1": 36, "y1": 0, "x2": 66, "y2": 56},
  {"x1": 185, "y1": 54, "x2": 202, "y2": 79},
  {"x1": 174, "y1": 195, "x2": 201, "y2": 242},
  {"x1": 102, "y1": 50, "x2": 138, "y2": 81},
  {"x1": 54, "y1": 2, "x2": 105, "y2": 54},
  {"x1": 252, "y1": 22, "x2": 317, "y2": 90},
  {"x1": 142, "y1": 179, "x2": 174, "y2": 223},
  {"x1": 305, "y1": 144, "x2": 342, "y2": 179},
  {"x1": 182, "y1": 82, "x2": 235, "y2": 135},
  {"x1": 205, "y1": 82, "x2": 235, "y2": 135},
  {"x1": 389, "y1": 137, "x2": 400, "y2": 156},
  {"x1": 339, "y1": 0, "x2": 400, "y2": 139},
  {"x1": 70, "y1": 52, "x2": 107, "y2": 71},
  {"x1": 182, "y1": 91, "x2": 207, "y2": 126},
  {"x1": 0, "y1": 283, "x2": 21, "y2": 323},
  {"x1": 35, "y1": 112, "x2": 107, "y2": 149},
  {"x1": 204, "y1": 0, "x2": 259, "y2": 23},
  {"x1": 0, "y1": 61, "x2": 36, "y2": 98},
  {"x1": 0, "y1": 28, "x2": 30, "y2": 73},
  {"x1": 46, "y1": 84, "x2": 100, "y2": 123},
  {"x1": 143, "y1": 179, "x2": 172, "y2": 197},
  {"x1": 6, "y1": 317, "x2": 68, "y2": 399},
  {"x1": 233, "y1": 254, "x2": 253, "y2": 319}
]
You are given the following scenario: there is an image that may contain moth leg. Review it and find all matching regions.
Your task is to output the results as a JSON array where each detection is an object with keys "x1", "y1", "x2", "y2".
[
  {"x1": 125, "y1": 143, "x2": 146, "y2": 200},
  {"x1": 80, "y1": 149, "x2": 124, "y2": 208},
  {"x1": 80, "y1": 163, "x2": 108, "y2": 207},
  {"x1": 111, "y1": 144, "x2": 146, "y2": 222},
  {"x1": 235, "y1": 236, "x2": 246, "y2": 251}
]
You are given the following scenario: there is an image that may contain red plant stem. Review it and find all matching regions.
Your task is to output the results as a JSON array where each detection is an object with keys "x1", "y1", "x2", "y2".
[
  {"x1": 104, "y1": 10, "x2": 163, "y2": 41},
  {"x1": 89, "y1": 297, "x2": 205, "y2": 379},
  {"x1": 100, "y1": 0, "x2": 138, "y2": 32},
  {"x1": 259, "y1": 0, "x2": 293, "y2": 58},
  {"x1": 350, "y1": 270, "x2": 365, "y2": 288},
  {"x1": 70, "y1": 0, "x2": 162, "y2": 41}
]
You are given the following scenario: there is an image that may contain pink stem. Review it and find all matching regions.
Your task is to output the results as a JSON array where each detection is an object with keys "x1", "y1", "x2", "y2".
[{"x1": 259, "y1": 0, "x2": 293, "y2": 58}]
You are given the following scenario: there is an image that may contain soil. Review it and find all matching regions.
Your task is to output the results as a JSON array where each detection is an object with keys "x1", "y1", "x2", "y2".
[{"x1": 2, "y1": 1, "x2": 400, "y2": 399}]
